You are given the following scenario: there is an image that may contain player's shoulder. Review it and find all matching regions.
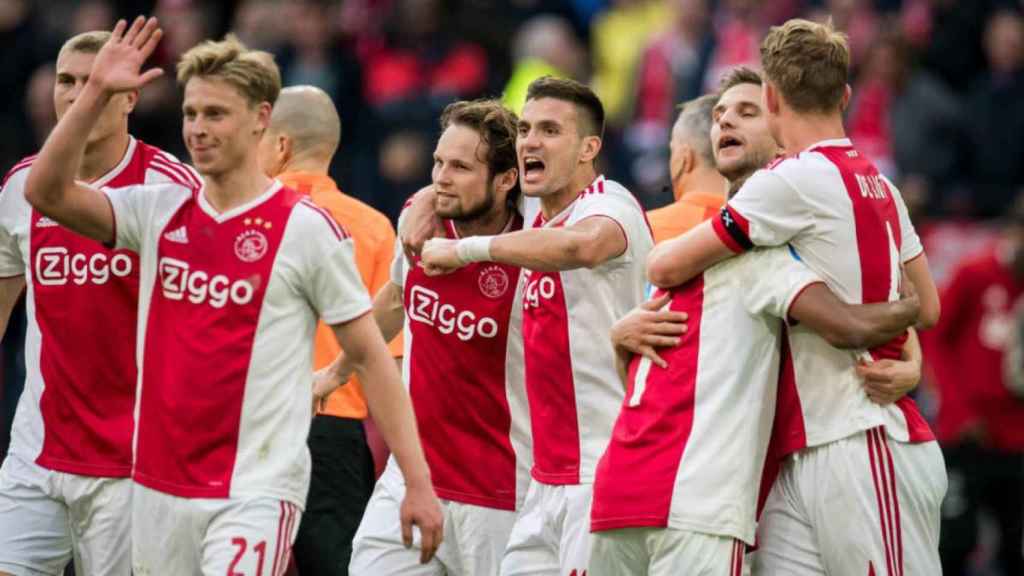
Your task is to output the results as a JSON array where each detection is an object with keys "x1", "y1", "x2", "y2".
[
  {"x1": 135, "y1": 141, "x2": 202, "y2": 189},
  {"x1": 2, "y1": 154, "x2": 38, "y2": 190},
  {"x1": 292, "y1": 196, "x2": 352, "y2": 243}
]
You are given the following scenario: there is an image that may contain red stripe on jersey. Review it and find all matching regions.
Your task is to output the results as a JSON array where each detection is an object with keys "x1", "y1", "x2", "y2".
[
  {"x1": 812, "y1": 146, "x2": 905, "y2": 360},
  {"x1": 154, "y1": 151, "x2": 201, "y2": 186},
  {"x1": 151, "y1": 157, "x2": 198, "y2": 188},
  {"x1": 880, "y1": 432, "x2": 904, "y2": 575},
  {"x1": 868, "y1": 428, "x2": 897, "y2": 576},
  {"x1": 894, "y1": 397, "x2": 935, "y2": 442},
  {"x1": 591, "y1": 281, "x2": 703, "y2": 531},
  {"x1": 769, "y1": 328, "x2": 808, "y2": 457},
  {"x1": 272, "y1": 501, "x2": 286, "y2": 576},
  {"x1": 2, "y1": 157, "x2": 35, "y2": 188},
  {"x1": 522, "y1": 267, "x2": 581, "y2": 485},
  {"x1": 299, "y1": 198, "x2": 347, "y2": 240},
  {"x1": 712, "y1": 205, "x2": 752, "y2": 253},
  {"x1": 598, "y1": 179, "x2": 605, "y2": 194}
]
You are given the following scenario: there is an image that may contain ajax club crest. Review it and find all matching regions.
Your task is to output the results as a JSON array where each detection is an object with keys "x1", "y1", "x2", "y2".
[
  {"x1": 478, "y1": 265, "x2": 510, "y2": 299},
  {"x1": 235, "y1": 217, "x2": 272, "y2": 262}
]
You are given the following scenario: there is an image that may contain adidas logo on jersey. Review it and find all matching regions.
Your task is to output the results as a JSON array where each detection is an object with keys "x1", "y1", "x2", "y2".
[
  {"x1": 163, "y1": 226, "x2": 189, "y2": 244},
  {"x1": 35, "y1": 217, "x2": 59, "y2": 228}
]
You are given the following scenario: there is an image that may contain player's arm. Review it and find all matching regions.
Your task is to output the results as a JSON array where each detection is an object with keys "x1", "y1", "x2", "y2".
[
  {"x1": 314, "y1": 282, "x2": 405, "y2": 406},
  {"x1": 0, "y1": 276, "x2": 25, "y2": 337},
  {"x1": 397, "y1": 185, "x2": 444, "y2": 259},
  {"x1": 421, "y1": 216, "x2": 626, "y2": 274},
  {"x1": 904, "y1": 253, "x2": 940, "y2": 329},
  {"x1": 788, "y1": 282, "x2": 919, "y2": 350},
  {"x1": 24, "y1": 18, "x2": 163, "y2": 244},
  {"x1": 330, "y1": 314, "x2": 442, "y2": 562},
  {"x1": 646, "y1": 219, "x2": 734, "y2": 288}
]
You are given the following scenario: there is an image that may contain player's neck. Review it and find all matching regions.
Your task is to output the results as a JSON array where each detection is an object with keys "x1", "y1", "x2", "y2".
[
  {"x1": 454, "y1": 204, "x2": 513, "y2": 238},
  {"x1": 777, "y1": 112, "x2": 847, "y2": 156},
  {"x1": 676, "y1": 168, "x2": 727, "y2": 202},
  {"x1": 281, "y1": 155, "x2": 330, "y2": 177},
  {"x1": 202, "y1": 160, "x2": 274, "y2": 213},
  {"x1": 540, "y1": 164, "x2": 598, "y2": 220},
  {"x1": 77, "y1": 131, "x2": 130, "y2": 183}
]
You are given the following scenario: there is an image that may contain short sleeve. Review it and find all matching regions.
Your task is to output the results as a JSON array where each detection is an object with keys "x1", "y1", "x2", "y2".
[
  {"x1": 882, "y1": 176, "x2": 924, "y2": 263},
  {"x1": 302, "y1": 216, "x2": 373, "y2": 325},
  {"x1": 103, "y1": 184, "x2": 151, "y2": 252},
  {"x1": 712, "y1": 168, "x2": 811, "y2": 253},
  {"x1": 739, "y1": 246, "x2": 823, "y2": 320},
  {"x1": 390, "y1": 211, "x2": 409, "y2": 287},
  {"x1": 0, "y1": 178, "x2": 27, "y2": 276},
  {"x1": 572, "y1": 190, "x2": 647, "y2": 264}
]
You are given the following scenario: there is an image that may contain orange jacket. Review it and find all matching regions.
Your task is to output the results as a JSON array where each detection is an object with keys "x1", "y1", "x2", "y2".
[{"x1": 646, "y1": 191, "x2": 725, "y2": 244}]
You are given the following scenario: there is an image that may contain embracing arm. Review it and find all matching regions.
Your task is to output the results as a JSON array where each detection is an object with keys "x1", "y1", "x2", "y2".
[
  {"x1": 905, "y1": 253, "x2": 940, "y2": 329},
  {"x1": 788, "y1": 283, "x2": 920, "y2": 349},
  {"x1": 646, "y1": 220, "x2": 734, "y2": 288}
]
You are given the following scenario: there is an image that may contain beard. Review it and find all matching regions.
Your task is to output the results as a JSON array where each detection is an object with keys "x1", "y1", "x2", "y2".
[
  {"x1": 719, "y1": 147, "x2": 777, "y2": 194},
  {"x1": 436, "y1": 185, "x2": 497, "y2": 222}
]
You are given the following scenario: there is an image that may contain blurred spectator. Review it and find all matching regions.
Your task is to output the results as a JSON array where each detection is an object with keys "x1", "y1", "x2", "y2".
[
  {"x1": 808, "y1": 0, "x2": 878, "y2": 70},
  {"x1": 590, "y1": 0, "x2": 672, "y2": 127},
  {"x1": 503, "y1": 15, "x2": 585, "y2": 113},
  {"x1": 68, "y1": 0, "x2": 115, "y2": 36},
  {"x1": 626, "y1": 0, "x2": 713, "y2": 198},
  {"x1": 0, "y1": 0, "x2": 50, "y2": 172},
  {"x1": 702, "y1": 0, "x2": 761, "y2": 93},
  {"x1": 847, "y1": 25, "x2": 963, "y2": 208},
  {"x1": 918, "y1": 0, "x2": 993, "y2": 94},
  {"x1": 930, "y1": 199, "x2": 1024, "y2": 576},
  {"x1": 25, "y1": 63, "x2": 56, "y2": 148},
  {"x1": 965, "y1": 8, "x2": 1024, "y2": 218},
  {"x1": 232, "y1": 0, "x2": 288, "y2": 51}
]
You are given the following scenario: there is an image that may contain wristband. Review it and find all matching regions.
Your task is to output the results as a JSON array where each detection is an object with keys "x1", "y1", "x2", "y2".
[{"x1": 456, "y1": 236, "x2": 493, "y2": 264}]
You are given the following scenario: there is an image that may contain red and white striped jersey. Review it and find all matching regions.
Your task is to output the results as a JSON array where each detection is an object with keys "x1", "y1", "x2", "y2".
[
  {"x1": 521, "y1": 175, "x2": 653, "y2": 485},
  {"x1": 712, "y1": 138, "x2": 934, "y2": 455},
  {"x1": 105, "y1": 179, "x2": 371, "y2": 504},
  {"x1": 393, "y1": 214, "x2": 531, "y2": 510},
  {"x1": 0, "y1": 137, "x2": 199, "y2": 478},
  {"x1": 591, "y1": 247, "x2": 820, "y2": 544}
]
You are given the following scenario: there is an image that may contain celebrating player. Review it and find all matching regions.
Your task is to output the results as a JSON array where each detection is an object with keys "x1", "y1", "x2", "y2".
[
  {"x1": 321, "y1": 99, "x2": 531, "y2": 575},
  {"x1": 419, "y1": 77, "x2": 653, "y2": 576},
  {"x1": 646, "y1": 20, "x2": 946, "y2": 575},
  {"x1": 0, "y1": 30, "x2": 199, "y2": 576},
  {"x1": 23, "y1": 18, "x2": 441, "y2": 574},
  {"x1": 589, "y1": 68, "x2": 923, "y2": 576}
]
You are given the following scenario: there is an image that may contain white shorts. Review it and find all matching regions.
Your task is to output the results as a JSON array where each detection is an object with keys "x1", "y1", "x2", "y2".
[
  {"x1": 131, "y1": 482, "x2": 302, "y2": 576},
  {"x1": 0, "y1": 452, "x2": 131, "y2": 576},
  {"x1": 350, "y1": 463, "x2": 517, "y2": 576},
  {"x1": 753, "y1": 427, "x2": 947, "y2": 576},
  {"x1": 500, "y1": 480, "x2": 593, "y2": 576},
  {"x1": 590, "y1": 527, "x2": 746, "y2": 576}
]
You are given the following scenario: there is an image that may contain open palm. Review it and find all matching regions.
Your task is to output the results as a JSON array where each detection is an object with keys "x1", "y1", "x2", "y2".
[{"x1": 90, "y1": 16, "x2": 164, "y2": 94}]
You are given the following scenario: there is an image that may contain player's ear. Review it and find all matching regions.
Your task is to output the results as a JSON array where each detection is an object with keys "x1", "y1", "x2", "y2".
[
  {"x1": 840, "y1": 84, "x2": 852, "y2": 112},
  {"x1": 494, "y1": 167, "x2": 517, "y2": 196},
  {"x1": 579, "y1": 135, "x2": 602, "y2": 164},
  {"x1": 254, "y1": 101, "x2": 273, "y2": 136},
  {"x1": 681, "y1": 146, "x2": 695, "y2": 175},
  {"x1": 763, "y1": 81, "x2": 780, "y2": 116},
  {"x1": 123, "y1": 90, "x2": 139, "y2": 115}
]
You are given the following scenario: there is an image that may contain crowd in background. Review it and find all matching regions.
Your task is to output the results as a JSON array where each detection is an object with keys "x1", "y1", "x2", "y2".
[{"x1": 2, "y1": 0, "x2": 1024, "y2": 574}]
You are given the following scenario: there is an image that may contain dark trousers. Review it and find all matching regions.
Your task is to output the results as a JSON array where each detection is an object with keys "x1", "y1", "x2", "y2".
[
  {"x1": 293, "y1": 415, "x2": 375, "y2": 576},
  {"x1": 940, "y1": 441, "x2": 1024, "y2": 576}
]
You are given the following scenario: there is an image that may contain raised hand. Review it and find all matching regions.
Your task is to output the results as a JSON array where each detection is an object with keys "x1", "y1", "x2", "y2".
[{"x1": 89, "y1": 16, "x2": 164, "y2": 94}]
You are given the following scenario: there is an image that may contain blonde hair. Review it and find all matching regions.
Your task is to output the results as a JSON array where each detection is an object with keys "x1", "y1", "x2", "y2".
[
  {"x1": 760, "y1": 19, "x2": 849, "y2": 113},
  {"x1": 176, "y1": 34, "x2": 281, "y2": 107},
  {"x1": 58, "y1": 30, "x2": 112, "y2": 63}
]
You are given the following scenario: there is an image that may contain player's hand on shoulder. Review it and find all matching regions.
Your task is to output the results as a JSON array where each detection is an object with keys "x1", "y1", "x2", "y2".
[
  {"x1": 90, "y1": 17, "x2": 165, "y2": 94},
  {"x1": 610, "y1": 292, "x2": 688, "y2": 369},
  {"x1": 857, "y1": 358, "x2": 920, "y2": 405},
  {"x1": 420, "y1": 238, "x2": 462, "y2": 277},
  {"x1": 400, "y1": 185, "x2": 444, "y2": 260},
  {"x1": 399, "y1": 479, "x2": 444, "y2": 564}
]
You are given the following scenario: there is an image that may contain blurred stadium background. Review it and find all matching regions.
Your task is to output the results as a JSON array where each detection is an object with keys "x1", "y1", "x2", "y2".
[{"x1": 1, "y1": 0, "x2": 1023, "y2": 574}]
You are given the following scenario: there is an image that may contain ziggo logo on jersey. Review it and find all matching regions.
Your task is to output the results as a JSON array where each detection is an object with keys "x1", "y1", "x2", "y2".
[
  {"x1": 35, "y1": 247, "x2": 133, "y2": 286},
  {"x1": 158, "y1": 257, "x2": 254, "y2": 308},
  {"x1": 408, "y1": 285, "x2": 499, "y2": 341}
]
